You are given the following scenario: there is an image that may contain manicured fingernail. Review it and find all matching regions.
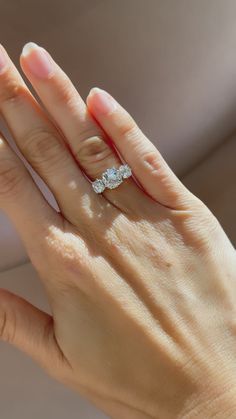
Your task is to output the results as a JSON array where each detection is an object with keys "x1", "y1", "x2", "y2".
[
  {"x1": 0, "y1": 45, "x2": 8, "y2": 74},
  {"x1": 21, "y1": 42, "x2": 54, "y2": 79},
  {"x1": 88, "y1": 87, "x2": 117, "y2": 115}
]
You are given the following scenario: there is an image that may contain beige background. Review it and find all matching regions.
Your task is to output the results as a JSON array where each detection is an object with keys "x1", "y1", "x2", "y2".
[{"x1": 0, "y1": 1, "x2": 236, "y2": 418}]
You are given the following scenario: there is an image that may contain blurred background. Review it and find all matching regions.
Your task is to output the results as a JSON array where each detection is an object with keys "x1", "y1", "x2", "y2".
[{"x1": 0, "y1": 1, "x2": 235, "y2": 418}]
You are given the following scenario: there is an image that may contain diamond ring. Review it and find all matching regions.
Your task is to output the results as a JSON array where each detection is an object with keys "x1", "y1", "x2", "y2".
[{"x1": 92, "y1": 164, "x2": 132, "y2": 193}]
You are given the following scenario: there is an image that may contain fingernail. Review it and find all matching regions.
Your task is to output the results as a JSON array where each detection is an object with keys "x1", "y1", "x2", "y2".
[
  {"x1": 21, "y1": 42, "x2": 54, "y2": 79},
  {"x1": 0, "y1": 45, "x2": 8, "y2": 74},
  {"x1": 88, "y1": 87, "x2": 117, "y2": 115}
]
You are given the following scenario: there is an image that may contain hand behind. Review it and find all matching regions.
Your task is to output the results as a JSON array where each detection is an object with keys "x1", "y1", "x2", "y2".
[{"x1": 0, "y1": 43, "x2": 235, "y2": 418}]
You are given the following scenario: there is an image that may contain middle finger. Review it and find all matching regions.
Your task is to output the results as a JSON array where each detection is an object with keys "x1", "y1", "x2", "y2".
[{"x1": 0, "y1": 43, "x2": 104, "y2": 223}]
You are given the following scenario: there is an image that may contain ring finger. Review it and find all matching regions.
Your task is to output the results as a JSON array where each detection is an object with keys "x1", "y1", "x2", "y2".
[{"x1": 20, "y1": 42, "x2": 146, "y2": 212}]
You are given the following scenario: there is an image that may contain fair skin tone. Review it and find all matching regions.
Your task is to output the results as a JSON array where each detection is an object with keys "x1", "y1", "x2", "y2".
[{"x1": 0, "y1": 41, "x2": 235, "y2": 418}]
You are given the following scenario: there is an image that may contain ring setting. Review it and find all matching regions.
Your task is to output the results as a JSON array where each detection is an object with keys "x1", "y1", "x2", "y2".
[{"x1": 92, "y1": 164, "x2": 132, "y2": 193}]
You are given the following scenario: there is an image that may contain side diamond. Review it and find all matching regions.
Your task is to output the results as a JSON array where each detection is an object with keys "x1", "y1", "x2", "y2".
[
  {"x1": 119, "y1": 164, "x2": 132, "y2": 179},
  {"x1": 92, "y1": 179, "x2": 105, "y2": 193}
]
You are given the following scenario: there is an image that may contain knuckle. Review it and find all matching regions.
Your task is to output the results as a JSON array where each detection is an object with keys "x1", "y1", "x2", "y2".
[
  {"x1": 22, "y1": 127, "x2": 67, "y2": 170},
  {"x1": 78, "y1": 133, "x2": 109, "y2": 161},
  {"x1": 118, "y1": 117, "x2": 139, "y2": 140},
  {"x1": 0, "y1": 156, "x2": 23, "y2": 198},
  {"x1": 76, "y1": 131, "x2": 115, "y2": 172},
  {"x1": 143, "y1": 150, "x2": 162, "y2": 174},
  {"x1": 59, "y1": 251, "x2": 89, "y2": 280},
  {"x1": 174, "y1": 201, "x2": 221, "y2": 251},
  {"x1": 37, "y1": 224, "x2": 88, "y2": 278}
]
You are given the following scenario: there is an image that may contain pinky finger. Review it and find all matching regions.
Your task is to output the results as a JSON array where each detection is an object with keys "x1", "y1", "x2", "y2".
[{"x1": 87, "y1": 88, "x2": 196, "y2": 210}]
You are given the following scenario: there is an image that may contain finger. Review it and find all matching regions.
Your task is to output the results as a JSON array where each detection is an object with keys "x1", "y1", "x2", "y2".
[
  {"x1": 20, "y1": 42, "x2": 145, "y2": 212},
  {"x1": 0, "y1": 132, "x2": 62, "y2": 267},
  {"x1": 0, "y1": 289, "x2": 67, "y2": 375},
  {"x1": 87, "y1": 87, "x2": 196, "y2": 209},
  {"x1": 0, "y1": 43, "x2": 99, "y2": 223}
]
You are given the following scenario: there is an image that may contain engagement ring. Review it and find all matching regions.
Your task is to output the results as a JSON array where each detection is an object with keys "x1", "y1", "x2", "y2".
[{"x1": 92, "y1": 164, "x2": 132, "y2": 193}]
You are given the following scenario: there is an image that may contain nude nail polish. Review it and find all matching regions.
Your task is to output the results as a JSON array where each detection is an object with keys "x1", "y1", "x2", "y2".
[
  {"x1": 88, "y1": 88, "x2": 117, "y2": 115},
  {"x1": 21, "y1": 42, "x2": 54, "y2": 79}
]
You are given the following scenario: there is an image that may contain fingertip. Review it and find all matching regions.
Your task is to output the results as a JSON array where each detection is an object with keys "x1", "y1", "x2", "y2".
[
  {"x1": 20, "y1": 42, "x2": 54, "y2": 79},
  {"x1": 87, "y1": 86, "x2": 104, "y2": 98},
  {"x1": 87, "y1": 87, "x2": 117, "y2": 116}
]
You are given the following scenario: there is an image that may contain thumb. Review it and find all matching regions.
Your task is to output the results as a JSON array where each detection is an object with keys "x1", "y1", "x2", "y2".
[{"x1": 0, "y1": 289, "x2": 65, "y2": 374}]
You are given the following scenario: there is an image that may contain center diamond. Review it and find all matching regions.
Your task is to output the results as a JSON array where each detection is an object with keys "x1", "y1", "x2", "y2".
[{"x1": 102, "y1": 167, "x2": 122, "y2": 189}]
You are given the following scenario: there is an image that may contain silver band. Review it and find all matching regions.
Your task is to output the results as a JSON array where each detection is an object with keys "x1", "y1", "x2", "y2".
[{"x1": 92, "y1": 164, "x2": 132, "y2": 193}]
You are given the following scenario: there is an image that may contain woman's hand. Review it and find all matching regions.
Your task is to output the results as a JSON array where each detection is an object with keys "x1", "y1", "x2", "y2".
[{"x1": 0, "y1": 42, "x2": 236, "y2": 419}]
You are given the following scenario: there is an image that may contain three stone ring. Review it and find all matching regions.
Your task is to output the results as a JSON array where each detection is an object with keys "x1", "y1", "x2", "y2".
[{"x1": 92, "y1": 164, "x2": 132, "y2": 193}]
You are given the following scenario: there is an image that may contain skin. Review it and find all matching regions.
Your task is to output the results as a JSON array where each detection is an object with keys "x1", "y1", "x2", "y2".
[{"x1": 0, "y1": 43, "x2": 235, "y2": 418}]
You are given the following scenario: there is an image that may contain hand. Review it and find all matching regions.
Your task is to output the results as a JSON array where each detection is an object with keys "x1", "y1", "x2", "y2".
[{"x1": 0, "y1": 42, "x2": 236, "y2": 419}]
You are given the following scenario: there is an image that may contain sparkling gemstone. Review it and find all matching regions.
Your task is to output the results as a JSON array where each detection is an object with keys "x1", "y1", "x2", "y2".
[
  {"x1": 92, "y1": 179, "x2": 105, "y2": 193},
  {"x1": 119, "y1": 164, "x2": 132, "y2": 179},
  {"x1": 102, "y1": 167, "x2": 122, "y2": 189}
]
